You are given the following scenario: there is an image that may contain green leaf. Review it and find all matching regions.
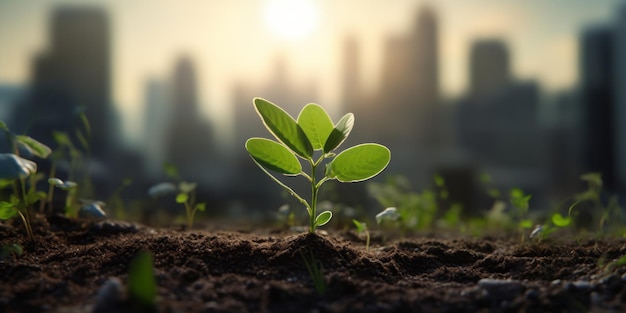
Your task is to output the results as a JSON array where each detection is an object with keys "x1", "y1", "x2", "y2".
[
  {"x1": 128, "y1": 251, "x2": 157, "y2": 307},
  {"x1": 163, "y1": 162, "x2": 180, "y2": 179},
  {"x1": 176, "y1": 193, "x2": 188, "y2": 204},
  {"x1": 179, "y1": 182, "x2": 197, "y2": 193},
  {"x1": 352, "y1": 219, "x2": 366, "y2": 233},
  {"x1": 297, "y1": 104, "x2": 334, "y2": 151},
  {"x1": 0, "y1": 202, "x2": 17, "y2": 220},
  {"x1": 323, "y1": 113, "x2": 354, "y2": 153},
  {"x1": 520, "y1": 219, "x2": 533, "y2": 229},
  {"x1": 195, "y1": 202, "x2": 206, "y2": 212},
  {"x1": 328, "y1": 143, "x2": 390, "y2": 182},
  {"x1": 14, "y1": 135, "x2": 52, "y2": 159},
  {"x1": 245, "y1": 138, "x2": 302, "y2": 175},
  {"x1": 315, "y1": 210, "x2": 332, "y2": 227},
  {"x1": 52, "y1": 131, "x2": 72, "y2": 146},
  {"x1": 253, "y1": 98, "x2": 313, "y2": 159},
  {"x1": 0, "y1": 121, "x2": 8, "y2": 132},
  {"x1": 552, "y1": 213, "x2": 572, "y2": 227}
]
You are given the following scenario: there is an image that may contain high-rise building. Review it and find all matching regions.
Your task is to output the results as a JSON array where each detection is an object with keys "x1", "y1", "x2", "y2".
[
  {"x1": 469, "y1": 39, "x2": 511, "y2": 98},
  {"x1": 614, "y1": 4, "x2": 626, "y2": 193},
  {"x1": 379, "y1": 5, "x2": 440, "y2": 140},
  {"x1": 164, "y1": 56, "x2": 214, "y2": 181},
  {"x1": 580, "y1": 25, "x2": 616, "y2": 191},
  {"x1": 142, "y1": 79, "x2": 170, "y2": 176},
  {"x1": 341, "y1": 35, "x2": 361, "y2": 114},
  {"x1": 12, "y1": 6, "x2": 116, "y2": 160}
]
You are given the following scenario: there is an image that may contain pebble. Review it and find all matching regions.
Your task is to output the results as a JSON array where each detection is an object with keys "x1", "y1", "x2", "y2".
[
  {"x1": 89, "y1": 220, "x2": 139, "y2": 235},
  {"x1": 525, "y1": 289, "x2": 540, "y2": 301},
  {"x1": 569, "y1": 280, "x2": 594, "y2": 292},
  {"x1": 478, "y1": 279, "x2": 525, "y2": 301},
  {"x1": 93, "y1": 278, "x2": 123, "y2": 313}
]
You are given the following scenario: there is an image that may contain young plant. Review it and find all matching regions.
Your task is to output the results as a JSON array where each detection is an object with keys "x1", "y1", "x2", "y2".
[
  {"x1": 128, "y1": 251, "x2": 157, "y2": 311},
  {"x1": 48, "y1": 178, "x2": 78, "y2": 217},
  {"x1": 0, "y1": 132, "x2": 50, "y2": 240},
  {"x1": 300, "y1": 248, "x2": 325, "y2": 295},
  {"x1": 510, "y1": 188, "x2": 533, "y2": 243},
  {"x1": 175, "y1": 182, "x2": 206, "y2": 229},
  {"x1": 246, "y1": 98, "x2": 391, "y2": 233},
  {"x1": 352, "y1": 219, "x2": 370, "y2": 250}
]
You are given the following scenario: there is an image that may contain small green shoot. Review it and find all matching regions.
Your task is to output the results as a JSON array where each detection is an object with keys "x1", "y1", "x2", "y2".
[
  {"x1": 510, "y1": 188, "x2": 532, "y2": 243},
  {"x1": 352, "y1": 219, "x2": 370, "y2": 250},
  {"x1": 48, "y1": 178, "x2": 78, "y2": 217},
  {"x1": 175, "y1": 182, "x2": 206, "y2": 229},
  {"x1": 128, "y1": 251, "x2": 157, "y2": 310},
  {"x1": 376, "y1": 207, "x2": 400, "y2": 225},
  {"x1": 246, "y1": 98, "x2": 391, "y2": 233},
  {"x1": 300, "y1": 249, "x2": 325, "y2": 295},
  {"x1": 0, "y1": 243, "x2": 23, "y2": 261}
]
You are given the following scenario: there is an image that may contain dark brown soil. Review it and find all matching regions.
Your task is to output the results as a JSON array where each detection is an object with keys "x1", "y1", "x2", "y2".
[{"x1": 2, "y1": 215, "x2": 626, "y2": 313}]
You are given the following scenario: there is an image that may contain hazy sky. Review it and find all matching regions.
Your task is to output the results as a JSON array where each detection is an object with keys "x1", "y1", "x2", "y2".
[{"x1": 0, "y1": 0, "x2": 623, "y2": 140}]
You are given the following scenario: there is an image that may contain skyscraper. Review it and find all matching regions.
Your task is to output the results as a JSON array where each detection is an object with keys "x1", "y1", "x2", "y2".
[
  {"x1": 164, "y1": 56, "x2": 214, "y2": 180},
  {"x1": 12, "y1": 6, "x2": 116, "y2": 160},
  {"x1": 469, "y1": 39, "x2": 511, "y2": 98},
  {"x1": 580, "y1": 25, "x2": 616, "y2": 191},
  {"x1": 614, "y1": 4, "x2": 626, "y2": 193}
]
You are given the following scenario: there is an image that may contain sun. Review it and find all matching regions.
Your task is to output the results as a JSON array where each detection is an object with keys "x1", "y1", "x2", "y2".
[{"x1": 263, "y1": 0, "x2": 319, "y2": 40}]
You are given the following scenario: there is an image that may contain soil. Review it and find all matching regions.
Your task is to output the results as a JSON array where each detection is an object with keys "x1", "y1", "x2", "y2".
[{"x1": 2, "y1": 215, "x2": 626, "y2": 313}]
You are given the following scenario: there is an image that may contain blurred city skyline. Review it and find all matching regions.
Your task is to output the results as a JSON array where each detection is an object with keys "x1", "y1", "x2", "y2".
[{"x1": 1, "y1": 0, "x2": 624, "y2": 145}]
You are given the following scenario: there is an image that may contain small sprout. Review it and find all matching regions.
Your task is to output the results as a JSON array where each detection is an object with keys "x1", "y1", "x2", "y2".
[
  {"x1": 48, "y1": 178, "x2": 77, "y2": 190},
  {"x1": 78, "y1": 200, "x2": 107, "y2": 219},
  {"x1": 529, "y1": 225, "x2": 543, "y2": 238},
  {"x1": 14, "y1": 135, "x2": 52, "y2": 159},
  {"x1": 352, "y1": 219, "x2": 370, "y2": 250},
  {"x1": 0, "y1": 243, "x2": 23, "y2": 261},
  {"x1": 245, "y1": 98, "x2": 390, "y2": 233},
  {"x1": 175, "y1": 181, "x2": 205, "y2": 229},
  {"x1": 148, "y1": 182, "x2": 177, "y2": 198},
  {"x1": 49, "y1": 178, "x2": 79, "y2": 217},
  {"x1": 128, "y1": 251, "x2": 157, "y2": 310},
  {"x1": 0, "y1": 154, "x2": 37, "y2": 180},
  {"x1": 300, "y1": 249, "x2": 325, "y2": 295},
  {"x1": 551, "y1": 213, "x2": 572, "y2": 227},
  {"x1": 376, "y1": 207, "x2": 400, "y2": 225}
]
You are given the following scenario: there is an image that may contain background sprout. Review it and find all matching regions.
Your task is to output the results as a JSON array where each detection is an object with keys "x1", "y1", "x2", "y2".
[
  {"x1": 0, "y1": 152, "x2": 47, "y2": 240},
  {"x1": 352, "y1": 219, "x2": 370, "y2": 250},
  {"x1": 78, "y1": 200, "x2": 107, "y2": 219},
  {"x1": 246, "y1": 98, "x2": 390, "y2": 233},
  {"x1": 376, "y1": 207, "x2": 400, "y2": 225},
  {"x1": 49, "y1": 178, "x2": 79, "y2": 217}
]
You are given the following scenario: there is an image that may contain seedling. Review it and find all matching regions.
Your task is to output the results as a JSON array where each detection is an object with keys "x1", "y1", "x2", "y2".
[
  {"x1": 246, "y1": 98, "x2": 391, "y2": 233},
  {"x1": 0, "y1": 243, "x2": 23, "y2": 261},
  {"x1": 352, "y1": 219, "x2": 370, "y2": 250},
  {"x1": 128, "y1": 251, "x2": 157, "y2": 310},
  {"x1": 510, "y1": 188, "x2": 533, "y2": 243},
  {"x1": 300, "y1": 249, "x2": 325, "y2": 295},
  {"x1": 48, "y1": 178, "x2": 78, "y2": 217},
  {"x1": 175, "y1": 182, "x2": 206, "y2": 229}
]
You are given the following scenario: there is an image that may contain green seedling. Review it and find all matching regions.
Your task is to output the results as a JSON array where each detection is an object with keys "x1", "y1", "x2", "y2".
[
  {"x1": 352, "y1": 219, "x2": 370, "y2": 250},
  {"x1": 246, "y1": 98, "x2": 391, "y2": 233},
  {"x1": 376, "y1": 207, "x2": 400, "y2": 225},
  {"x1": 48, "y1": 178, "x2": 78, "y2": 217},
  {"x1": 0, "y1": 153, "x2": 48, "y2": 240},
  {"x1": 175, "y1": 182, "x2": 206, "y2": 229},
  {"x1": 0, "y1": 243, "x2": 23, "y2": 261},
  {"x1": 300, "y1": 249, "x2": 325, "y2": 295},
  {"x1": 510, "y1": 188, "x2": 533, "y2": 243},
  {"x1": 128, "y1": 251, "x2": 157, "y2": 310},
  {"x1": 565, "y1": 173, "x2": 623, "y2": 233}
]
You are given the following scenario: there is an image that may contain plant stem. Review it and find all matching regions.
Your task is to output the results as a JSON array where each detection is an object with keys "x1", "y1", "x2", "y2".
[
  {"x1": 309, "y1": 160, "x2": 318, "y2": 233},
  {"x1": 18, "y1": 179, "x2": 33, "y2": 240}
]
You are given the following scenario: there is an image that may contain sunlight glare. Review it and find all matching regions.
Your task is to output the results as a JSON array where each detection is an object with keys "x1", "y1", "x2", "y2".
[{"x1": 264, "y1": 0, "x2": 319, "y2": 40}]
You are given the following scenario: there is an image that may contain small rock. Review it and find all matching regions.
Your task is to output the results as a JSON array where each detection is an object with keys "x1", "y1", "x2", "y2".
[
  {"x1": 93, "y1": 278, "x2": 123, "y2": 313},
  {"x1": 478, "y1": 279, "x2": 525, "y2": 301},
  {"x1": 89, "y1": 220, "x2": 139, "y2": 235},
  {"x1": 525, "y1": 289, "x2": 540, "y2": 301},
  {"x1": 571, "y1": 280, "x2": 594, "y2": 292}
]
